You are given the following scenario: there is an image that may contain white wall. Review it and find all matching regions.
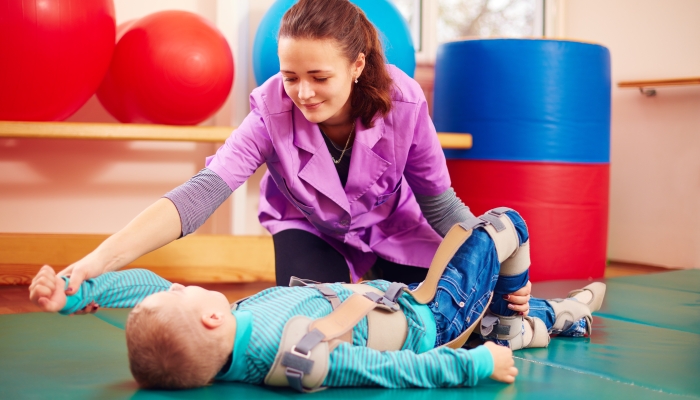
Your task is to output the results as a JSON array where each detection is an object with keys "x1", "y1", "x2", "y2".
[{"x1": 560, "y1": 0, "x2": 700, "y2": 269}]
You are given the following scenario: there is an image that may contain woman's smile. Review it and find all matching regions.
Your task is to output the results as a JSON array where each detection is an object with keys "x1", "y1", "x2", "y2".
[{"x1": 302, "y1": 101, "x2": 324, "y2": 110}]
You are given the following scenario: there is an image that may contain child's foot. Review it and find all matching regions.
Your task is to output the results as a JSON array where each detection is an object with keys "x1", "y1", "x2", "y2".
[{"x1": 548, "y1": 282, "x2": 606, "y2": 337}]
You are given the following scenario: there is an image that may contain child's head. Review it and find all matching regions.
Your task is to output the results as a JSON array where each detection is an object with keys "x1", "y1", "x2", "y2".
[{"x1": 125, "y1": 284, "x2": 235, "y2": 389}]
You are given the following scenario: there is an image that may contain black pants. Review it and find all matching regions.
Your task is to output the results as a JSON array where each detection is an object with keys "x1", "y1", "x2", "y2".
[{"x1": 272, "y1": 229, "x2": 429, "y2": 286}]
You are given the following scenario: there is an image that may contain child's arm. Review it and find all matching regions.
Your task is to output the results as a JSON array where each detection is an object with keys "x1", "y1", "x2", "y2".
[
  {"x1": 29, "y1": 265, "x2": 172, "y2": 314},
  {"x1": 324, "y1": 341, "x2": 517, "y2": 388}
]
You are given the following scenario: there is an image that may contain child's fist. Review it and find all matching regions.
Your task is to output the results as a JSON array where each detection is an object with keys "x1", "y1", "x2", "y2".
[
  {"x1": 484, "y1": 341, "x2": 518, "y2": 383},
  {"x1": 28, "y1": 265, "x2": 67, "y2": 313}
]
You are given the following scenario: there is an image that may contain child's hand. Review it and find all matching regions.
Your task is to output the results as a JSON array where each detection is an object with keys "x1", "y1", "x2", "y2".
[
  {"x1": 28, "y1": 265, "x2": 67, "y2": 313},
  {"x1": 484, "y1": 342, "x2": 518, "y2": 383}
]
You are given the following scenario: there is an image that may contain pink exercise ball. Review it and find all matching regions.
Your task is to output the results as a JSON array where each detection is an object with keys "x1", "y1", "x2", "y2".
[
  {"x1": 0, "y1": 0, "x2": 115, "y2": 121},
  {"x1": 97, "y1": 11, "x2": 235, "y2": 125}
]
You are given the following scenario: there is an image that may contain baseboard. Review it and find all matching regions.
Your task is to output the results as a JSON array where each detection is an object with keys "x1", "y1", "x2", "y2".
[{"x1": 0, "y1": 233, "x2": 275, "y2": 285}]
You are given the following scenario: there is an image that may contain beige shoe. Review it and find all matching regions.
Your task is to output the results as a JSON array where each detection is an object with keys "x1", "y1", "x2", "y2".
[
  {"x1": 549, "y1": 282, "x2": 606, "y2": 336},
  {"x1": 568, "y1": 282, "x2": 606, "y2": 312}
]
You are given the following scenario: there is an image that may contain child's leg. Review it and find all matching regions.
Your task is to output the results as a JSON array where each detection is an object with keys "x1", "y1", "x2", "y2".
[
  {"x1": 486, "y1": 282, "x2": 607, "y2": 349},
  {"x1": 419, "y1": 208, "x2": 529, "y2": 347}
]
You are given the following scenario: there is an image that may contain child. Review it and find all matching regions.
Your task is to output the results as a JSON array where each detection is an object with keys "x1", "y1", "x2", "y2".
[{"x1": 29, "y1": 209, "x2": 605, "y2": 391}]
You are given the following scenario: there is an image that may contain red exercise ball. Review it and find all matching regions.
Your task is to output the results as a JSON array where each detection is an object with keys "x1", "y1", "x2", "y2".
[
  {"x1": 0, "y1": 0, "x2": 115, "y2": 121},
  {"x1": 97, "y1": 11, "x2": 235, "y2": 125}
]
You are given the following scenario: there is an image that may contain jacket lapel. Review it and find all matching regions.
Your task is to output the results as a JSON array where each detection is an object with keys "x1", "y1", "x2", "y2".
[
  {"x1": 345, "y1": 117, "x2": 391, "y2": 203},
  {"x1": 294, "y1": 108, "x2": 351, "y2": 212}
]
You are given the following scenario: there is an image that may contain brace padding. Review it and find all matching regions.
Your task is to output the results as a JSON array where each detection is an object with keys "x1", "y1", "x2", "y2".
[
  {"x1": 526, "y1": 316, "x2": 551, "y2": 349},
  {"x1": 265, "y1": 316, "x2": 329, "y2": 390},
  {"x1": 481, "y1": 212, "x2": 520, "y2": 264},
  {"x1": 500, "y1": 240, "x2": 531, "y2": 277},
  {"x1": 549, "y1": 299, "x2": 593, "y2": 336},
  {"x1": 344, "y1": 284, "x2": 408, "y2": 351}
]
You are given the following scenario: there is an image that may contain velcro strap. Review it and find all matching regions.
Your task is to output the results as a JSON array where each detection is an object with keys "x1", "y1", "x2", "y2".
[
  {"x1": 316, "y1": 285, "x2": 341, "y2": 309},
  {"x1": 493, "y1": 324, "x2": 511, "y2": 336},
  {"x1": 459, "y1": 215, "x2": 486, "y2": 231},
  {"x1": 480, "y1": 313, "x2": 499, "y2": 337},
  {"x1": 490, "y1": 207, "x2": 513, "y2": 215},
  {"x1": 363, "y1": 292, "x2": 401, "y2": 312},
  {"x1": 293, "y1": 329, "x2": 325, "y2": 355},
  {"x1": 384, "y1": 282, "x2": 408, "y2": 303},
  {"x1": 285, "y1": 369, "x2": 304, "y2": 392},
  {"x1": 282, "y1": 352, "x2": 314, "y2": 375},
  {"x1": 479, "y1": 213, "x2": 507, "y2": 232},
  {"x1": 282, "y1": 329, "x2": 325, "y2": 392}
]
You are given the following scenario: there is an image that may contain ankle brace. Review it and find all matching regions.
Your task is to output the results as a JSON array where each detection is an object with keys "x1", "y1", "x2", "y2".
[
  {"x1": 479, "y1": 311, "x2": 550, "y2": 350},
  {"x1": 548, "y1": 298, "x2": 593, "y2": 336}
]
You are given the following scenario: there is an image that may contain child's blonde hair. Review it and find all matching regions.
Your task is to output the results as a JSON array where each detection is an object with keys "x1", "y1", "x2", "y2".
[{"x1": 125, "y1": 303, "x2": 230, "y2": 389}]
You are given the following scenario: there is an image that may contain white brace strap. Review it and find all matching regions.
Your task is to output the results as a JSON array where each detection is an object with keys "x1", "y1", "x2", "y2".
[{"x1": 480, "y1": 311, "x2": 550, "y2": 350}]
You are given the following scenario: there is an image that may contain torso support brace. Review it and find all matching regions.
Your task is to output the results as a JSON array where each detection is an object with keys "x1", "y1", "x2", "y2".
[{"x1": 264, "y1": 207, "x2": 521, "y2": 392}]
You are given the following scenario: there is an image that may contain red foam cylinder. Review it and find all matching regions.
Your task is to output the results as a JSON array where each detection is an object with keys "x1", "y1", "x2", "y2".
[{"x1": 447, "y1": 159, "x2": 609, "y2": 281}]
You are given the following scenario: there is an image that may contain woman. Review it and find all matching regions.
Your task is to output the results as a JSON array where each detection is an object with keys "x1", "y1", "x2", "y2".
[{"x1": 59, "y1": 0, "x2": 530, "y2": 313}]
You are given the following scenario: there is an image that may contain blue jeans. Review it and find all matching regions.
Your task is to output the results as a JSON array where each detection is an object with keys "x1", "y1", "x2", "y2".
[{"x1": 409, "y1": 211, "x2": 555, "y2": 346}]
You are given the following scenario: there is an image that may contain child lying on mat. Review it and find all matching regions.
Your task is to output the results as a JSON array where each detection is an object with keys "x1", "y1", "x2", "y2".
[{"x1": 29, "y1": 208, "x2": 605, "y2": 391}]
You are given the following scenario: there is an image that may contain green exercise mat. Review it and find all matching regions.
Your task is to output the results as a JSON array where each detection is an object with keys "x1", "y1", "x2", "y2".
[{"x1": 1, "y1": 270, "x2": 699, "y2": 399}]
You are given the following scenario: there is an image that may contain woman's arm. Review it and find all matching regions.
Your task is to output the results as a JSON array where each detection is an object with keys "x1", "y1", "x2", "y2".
[
  {"x1": 163, "y1": 168, "x2": 233, "y2": 237},
  {"x1": 57, "y1": 197, "x2": 181, "y2": 294},
  {"x1": 414, "y1": 187, "x2": 475, "y2": 237}
]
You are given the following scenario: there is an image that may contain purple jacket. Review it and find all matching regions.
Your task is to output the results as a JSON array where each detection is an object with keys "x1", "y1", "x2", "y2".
[{"x1": 206, "y1": 65, "x2": 451, "y2": 281}]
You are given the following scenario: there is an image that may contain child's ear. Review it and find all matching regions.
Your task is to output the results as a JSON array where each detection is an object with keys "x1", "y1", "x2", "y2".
[{"x1": 201, "y1": 311, "x2": 226, "y2": 329}]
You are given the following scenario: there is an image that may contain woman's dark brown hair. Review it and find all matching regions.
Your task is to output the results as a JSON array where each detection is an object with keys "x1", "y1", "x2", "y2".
[{"x1": 278, "y1": 0, "x2": 393, "y2": 128}]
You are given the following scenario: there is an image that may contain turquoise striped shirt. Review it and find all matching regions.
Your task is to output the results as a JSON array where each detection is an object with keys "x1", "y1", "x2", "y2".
[{"x1": 59, "y1": 269, "x2": 493, "y2": 388}]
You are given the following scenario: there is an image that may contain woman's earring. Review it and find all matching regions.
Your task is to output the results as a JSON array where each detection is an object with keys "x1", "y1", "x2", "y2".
[{"x1": 355, "y1": 77, "x2": 359, "y2": 84}]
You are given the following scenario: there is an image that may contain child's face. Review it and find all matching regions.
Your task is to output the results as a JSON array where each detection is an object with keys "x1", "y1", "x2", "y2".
[{"x1": 140, "y1": 283, "x2": 230, "y2": 313}]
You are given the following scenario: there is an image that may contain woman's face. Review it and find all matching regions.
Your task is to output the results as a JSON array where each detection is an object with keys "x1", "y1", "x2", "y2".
[{"x1": 278, "y1": 37, "x2": 364, "y2": 127}]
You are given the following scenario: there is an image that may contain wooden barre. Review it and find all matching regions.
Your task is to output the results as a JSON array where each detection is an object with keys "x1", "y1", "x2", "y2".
[
  {"x1": 0, "y1": 233, "x2": 276, "y2": 285},
  {"x1": 618, "y1": 77, "x2": 700, "y2": 88},
  {"x1": 0, "y1": 121, "x2": 473, "y2": 149}
]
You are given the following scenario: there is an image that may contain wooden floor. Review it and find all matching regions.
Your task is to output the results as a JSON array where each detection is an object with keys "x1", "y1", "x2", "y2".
[{"x1": 0, "y1": 262, "x2": 677, "y2": 315}]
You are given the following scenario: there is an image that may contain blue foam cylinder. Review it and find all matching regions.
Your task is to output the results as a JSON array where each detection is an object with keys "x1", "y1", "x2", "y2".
[
  {"x1": 253, "y1": 0, "x2": 415, "y2": 86},
  {"x1": 434, "y1": 39, "x2": 611, "y2": 163}
]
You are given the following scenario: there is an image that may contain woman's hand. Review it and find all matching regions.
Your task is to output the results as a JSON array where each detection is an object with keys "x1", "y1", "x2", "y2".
[
  {"x1": 503, "y1": 280, "x2": 531, "y2": 315},
  {"x1": 484, "y1": 341, "x2": 518, "y2": 383},
  {"x1": 57, "y1": 252, "x2": 110, "y2": 296}
]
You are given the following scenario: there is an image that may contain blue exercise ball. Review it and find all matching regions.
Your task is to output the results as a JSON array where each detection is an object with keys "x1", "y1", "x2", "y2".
[{"x1": 253, "y1": 0, "x2": 415, "y2": 86}]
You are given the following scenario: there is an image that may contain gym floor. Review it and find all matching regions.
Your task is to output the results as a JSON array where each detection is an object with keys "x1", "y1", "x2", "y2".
[
  {"x1": 0, "y1": 261, "x2": 671, "y2": 315},
  {"x1": 2, "y1": 261, "x2": 698, "y2": 399}
]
